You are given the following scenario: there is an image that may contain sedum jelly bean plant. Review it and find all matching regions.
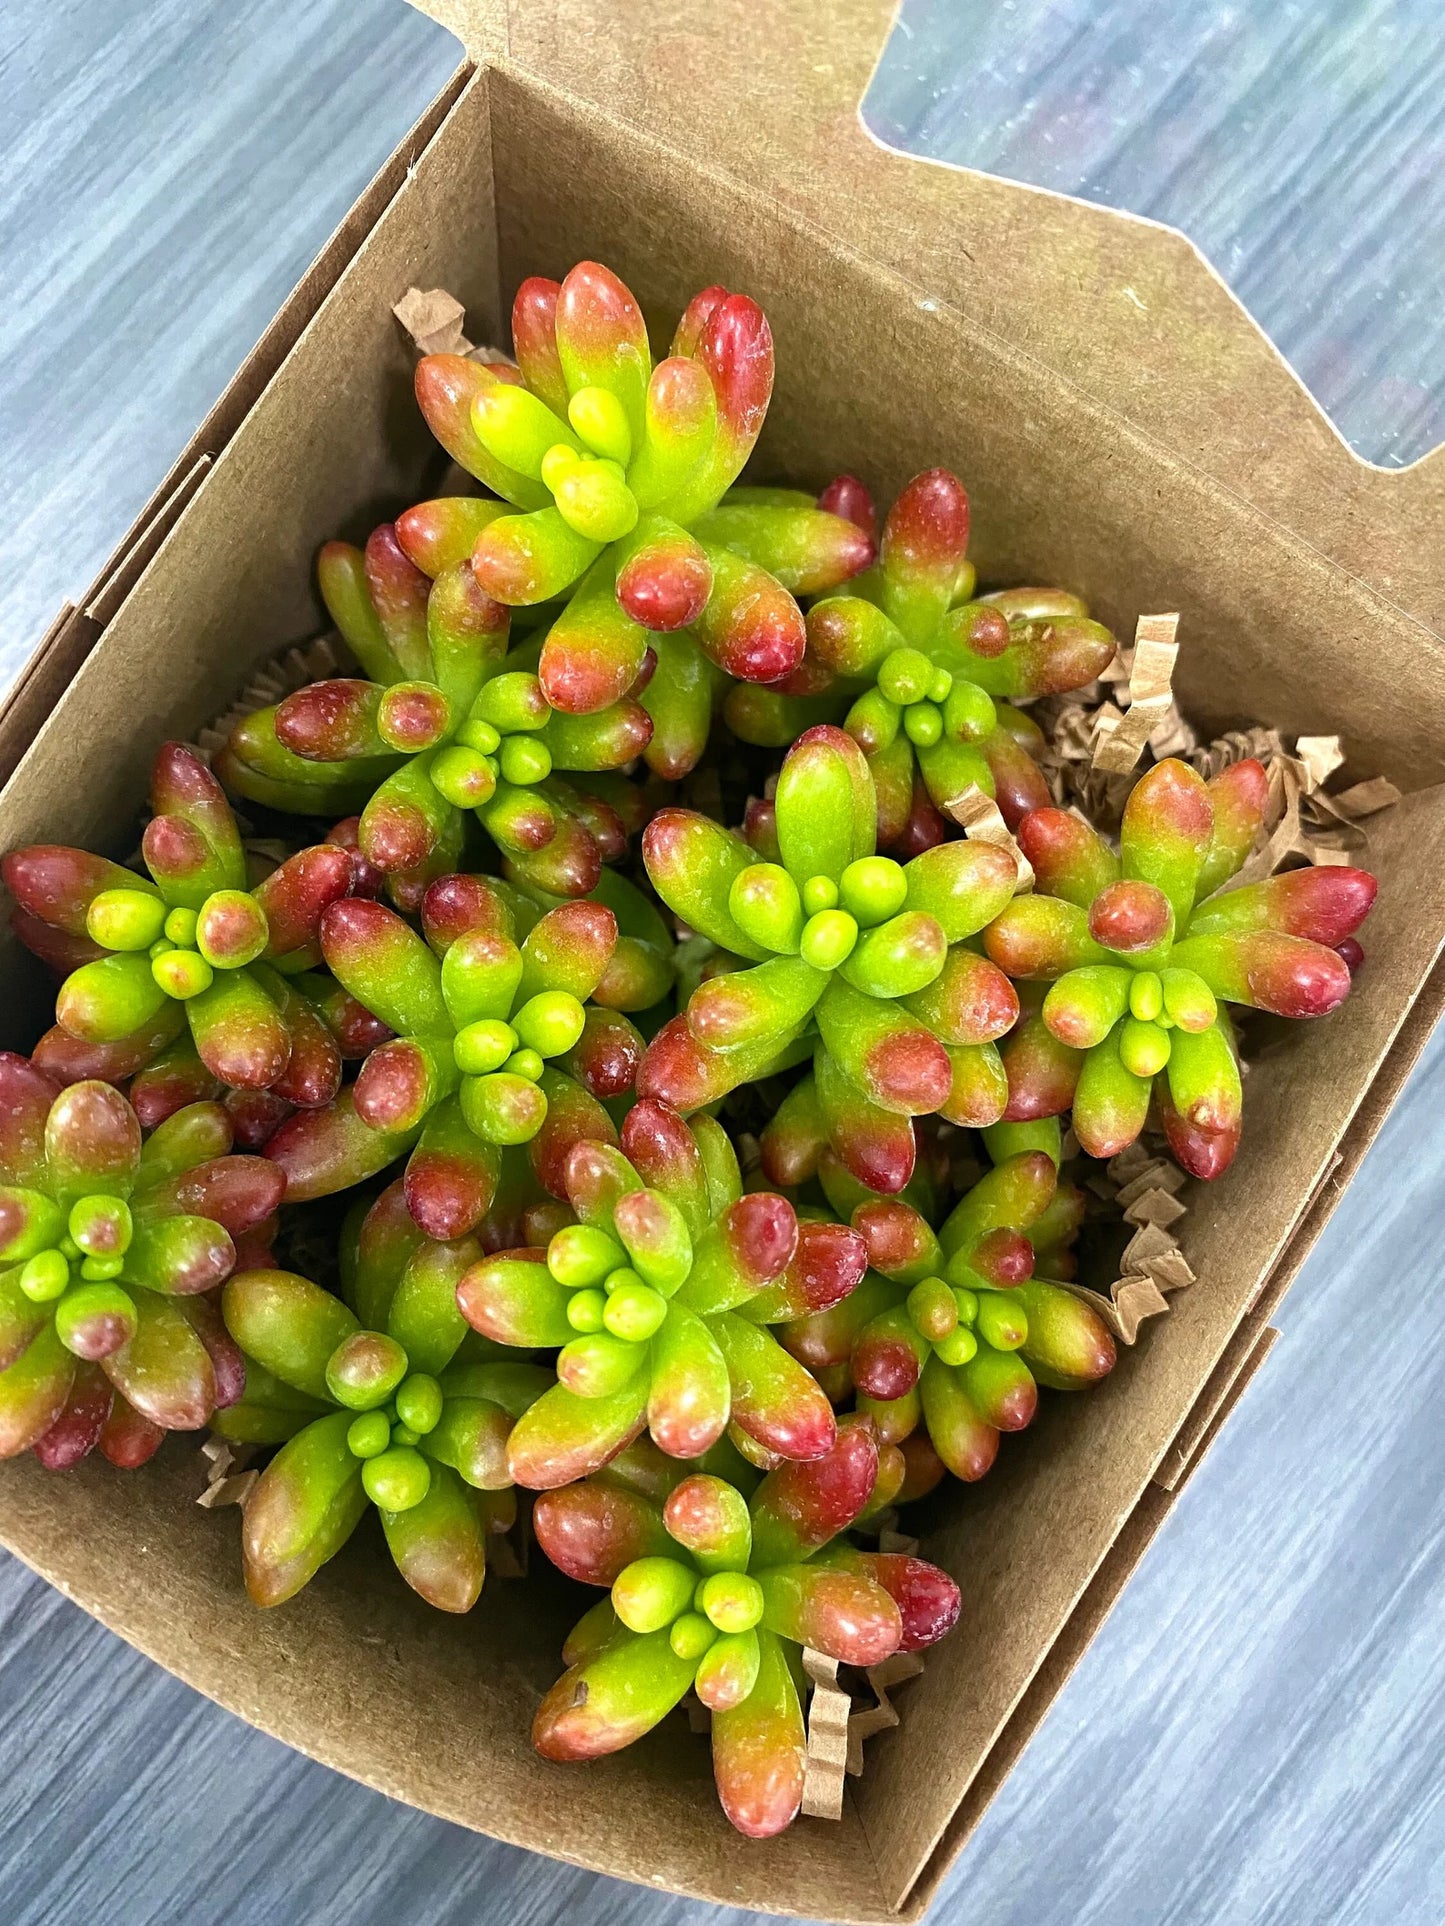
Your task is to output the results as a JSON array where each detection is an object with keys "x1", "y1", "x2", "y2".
[
  {"x1": 0, "y1": 1059, "x2": 282, "y2": 1467},
  {"x1": 6, "y1": 744, "x2": 355, "y2": 1099},
  {"x1": 218, "y1": 524, "x2": 654, "y2": 906},
  {"x1": 784, "y1": 1132, "x2": 1115, "y2": 1485},
  {"x1": 456, "y1": 1098, "x2": 867, "y2": 1486},
  {"x1": 639, "y1": 725, "x2": 1022, "y2": 1193},
  {"x1": 984, "y1": 758, "x2": 1378, "y2": 1177},
  {"x1": 264, "y1": 872, "x2": 657, "y2": 1240},
  {"x1": 727, "y1": 469, "x2": 1117, "y2": 848},
  {"x1": 412, "y1": 263, "x2": 873, "y2": 777},
  {"x1": 531, "y1": 1416, "x2": 960, "y2": 1836},
  {"x1": 218, "y1": 1180, "x2": 550, "y2": 1611}
]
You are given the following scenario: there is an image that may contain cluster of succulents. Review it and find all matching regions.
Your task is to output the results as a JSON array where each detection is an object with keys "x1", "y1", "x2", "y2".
[{"x1": 0, "y1": 258, "x2": 1379, "y2": 1837}]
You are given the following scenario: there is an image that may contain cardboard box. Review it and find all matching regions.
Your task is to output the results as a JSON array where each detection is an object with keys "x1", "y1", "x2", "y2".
[{"x1": 2, "y1": 2, "x2": 1443, "y2": 1915}]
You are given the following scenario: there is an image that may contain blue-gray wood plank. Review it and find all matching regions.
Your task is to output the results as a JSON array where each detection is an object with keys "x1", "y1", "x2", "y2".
[
  {"x1": 2, "y1": 4, "x2": 1442, "y2": 1922},
  {"x1": 863, "y1": 0, "x2": 1445, "y2": 469}
]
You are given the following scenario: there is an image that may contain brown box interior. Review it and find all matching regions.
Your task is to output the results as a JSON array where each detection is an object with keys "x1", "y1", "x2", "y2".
[{"x1": 3, "y1": 48, "x2": 1445, "y2": 1922}]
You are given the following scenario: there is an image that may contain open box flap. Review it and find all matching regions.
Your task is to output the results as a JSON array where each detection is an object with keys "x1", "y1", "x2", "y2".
[{"x1": 406, "y1": 0, "x2": 1445, "y2": 639}]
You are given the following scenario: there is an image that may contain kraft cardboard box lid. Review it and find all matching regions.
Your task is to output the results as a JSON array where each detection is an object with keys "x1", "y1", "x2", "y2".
[{"x1": 406, "y1": 0, "x2": 1445, "y2": 639}]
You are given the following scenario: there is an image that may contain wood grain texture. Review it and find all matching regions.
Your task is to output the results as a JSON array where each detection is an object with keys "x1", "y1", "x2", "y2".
[
  {"x1": 864, "y1": 0, "x2": 1445, "y2": 469},
  {"x1": 2, "y1": 3, "x2": 1442, "y2": 1922}
]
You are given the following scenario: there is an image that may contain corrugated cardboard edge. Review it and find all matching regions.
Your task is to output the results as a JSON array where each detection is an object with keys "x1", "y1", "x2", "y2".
[
  {"x1": 0, "y1": 64, "x2": 472, "y2": 770},
  {"x1": 898, "y1": 946, "x2": 1445, "y2": 1919}
]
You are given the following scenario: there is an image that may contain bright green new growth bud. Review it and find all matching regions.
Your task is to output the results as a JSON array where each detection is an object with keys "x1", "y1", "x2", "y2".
[
  {"x1": 500, "y1": 736, "x2": 553, "y2": 786},
  {"x1": 604, "y1": 1267, "x2": 645, "y2": 1296},
  {"x1": 802, "y1": 875, "x2": 839, "y2": 916},
  {"x1": 669, "y1": 1612, "x2": 718, "y2": 1662},
  {"x1": 942, "y1": 678, "x2": 996, "y2": 742},
  {"x1": 163, "y1": 906, "x2": 199, "y2": 948},
  {"x1": 566, "y1": 1287, "x2": 607, "y2": 1333},
  {"x1": 361, "y1": 1446, "x2": 432, "y2": 1512},
  {"x1": 699, "y1": 1571, "x2": 765, "y2": 1635},
  {"x1": 1119, "y1": 1016, "x2": 1171, "y2": 1078},
  {"x1": 935, "y1": 1325, "x2": 978, "y2": 1367},
  {"x1": 554, "y1": 458, "x2": 639, "y2": 542},
  {"x1": 602, "y1": 1281, "x2": 668, "y2": 1343},
  {"x1": 548, "y1": 1224, "x2": 626, "y2": 1288},
  {"x1": 392, "y1": 1424, "x2": 420, "y2": 1449},
  {"x1": 729, "y1": 864, "x2": 804, "y2": 954},
  {"x1": 81, "y1": 1254, "x2": 125, "y2": 1281},
  {"x1": 1161, "y1": 966, "x2": 1217, "y2": 1031},
  {"x1": 975, "y1": 1294, "x2": 1027, "y2": 1353},
  {"x1": 1129, "y1": 971, "x2": 1164, "y2": 1022},
  {"x1": 800, "y1": 908, "x2": 858, "y2": 971},
  {"x1": 614, "y1": 1556, "x2": 698, "y2": 1635},
  {"x1": 839, "y1": 856, "x2": 908, "y2": 927},
  {"x1": 952, "y1": 1286, "x2": 978, "y2": 1326},
  {"x1": 58, "y1": 1236, "x2": 79, "y2": 1260},
  {"x1": 68, "y1": 1194, "x2": 133, "y2": 1258},
  {"x1": 879, "y1": 647, "x2": 935, "y2": 706},
  {"x1": 557, "y1": 1331, "x2": 644, "y2": 1398},
  {"x1": 430, "y1": 744, "x2": 498, "y2": 810},
  {"x1": 928, "y1": 665, "x2": 954, "y2": 703},
  {"x1": 512, "y1": 990, "x2": 587, "y2": 1059},
  {"x1": 86, "y1": 887, "x2": 166, "y2": 952},
  {"x1": 538, "y1": 444, "x2": 577, "y2": 495},
  {"x1": 504, "y1": 1048, "x2": 545, "y2": 1082},
  {"x1": 394, "y1": 1374, "x2": 443, "y2": 1436},
  {"x1": 903, "y1": 701, "x2": 943, "y2": 747},
  {"x1": 346, "y1": 1411, "x2": 392, "y2": 1459},
  {"x1": 568, "y1": 385, "x2": 633, "y2": 466},
  {"x1": 152, "y1": 949, "x2": 214, "y2": 999},
  {"x1": 457, "y1": 717, "x2": 502, "y2": 755},
  {"x1": 19, "y1": 1249, "x2": 70, "y2": 1303},
  {"x1": 453, "y1": 1019, "x2": 518, "y2": 1076}
]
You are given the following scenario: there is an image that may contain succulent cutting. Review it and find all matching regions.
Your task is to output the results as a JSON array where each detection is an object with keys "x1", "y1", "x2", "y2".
[
  {"x1": 456, "y1": 1098, "x2": 866, "y2": 1485},
  {"x1": 412, "y1": 263, "x2": 873, "y2": 777},
  {"x1": 639, "y1": 724, "x2": 1022, "y2": 1191},
  {"x1": 6, "y1": 744, "x2": 355, "y2": 1100},
  {"x1": 727, "y1": 469, "x2": 1117, "y2": 849},
  {"x1": 263, "y1": 870, "x2": 663, "y2": 1239},
  {"x1": 532, "y1": 1416, "x2": 960, "y2": 1835},
  {"x1": 218, "y1": 524, "x2": 654, "y2": 905},
  {"x1": 0, "y1": 1059, "x2": 281, "y2": 1466},
  {"x1": 218, "y1": 1182, "x2": 547, "y2": 1609},
  {"x1": 985, "y1": 759, "x2": 1378, "y2": 1176}
]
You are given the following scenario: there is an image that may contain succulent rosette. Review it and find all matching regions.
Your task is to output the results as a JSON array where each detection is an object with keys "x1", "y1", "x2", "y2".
[
  {"x1": 986, "y1": 758, "x2": 1378, "y2": 1177},
  {"x1": 410, "y1": 263, "x2": 873, "y2": 778},
  {"x1": 783, "y1": 1135, "x2": 1115, "y2": 1486},
  {"x1": 727, "y1": 469, "x2": 1116, "y2": 848},
  {"x1": 639, "y1": 725, "x2": 1022, "y2": 1193},
  {"x1": 531, "y1": 1416, "x2": 960, "y2": 1836},
  {"x1": 219, "y1": 1186, "x2": 548, "y2": 1610},
  {"x1": 217, "y1": 524, "x2": 653, "y2": 906},
  {"x1": 0, "y1": 1059, "x2": 282, "y2": 1468},
  {"x1": 456, "y1": 1098, "x2": 868, "y2": 1486},
  {"x1": 264, "y1": 870, "x2": 663, "y2": 1240},
  {"x1": 6, "y1": 744, "x2": 355, "y2": 1101}
]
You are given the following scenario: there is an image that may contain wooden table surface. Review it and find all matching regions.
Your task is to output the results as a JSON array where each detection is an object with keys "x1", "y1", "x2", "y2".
[{"x1": 4, "y1": 5, "x2": 1443, "y2": 1922}]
